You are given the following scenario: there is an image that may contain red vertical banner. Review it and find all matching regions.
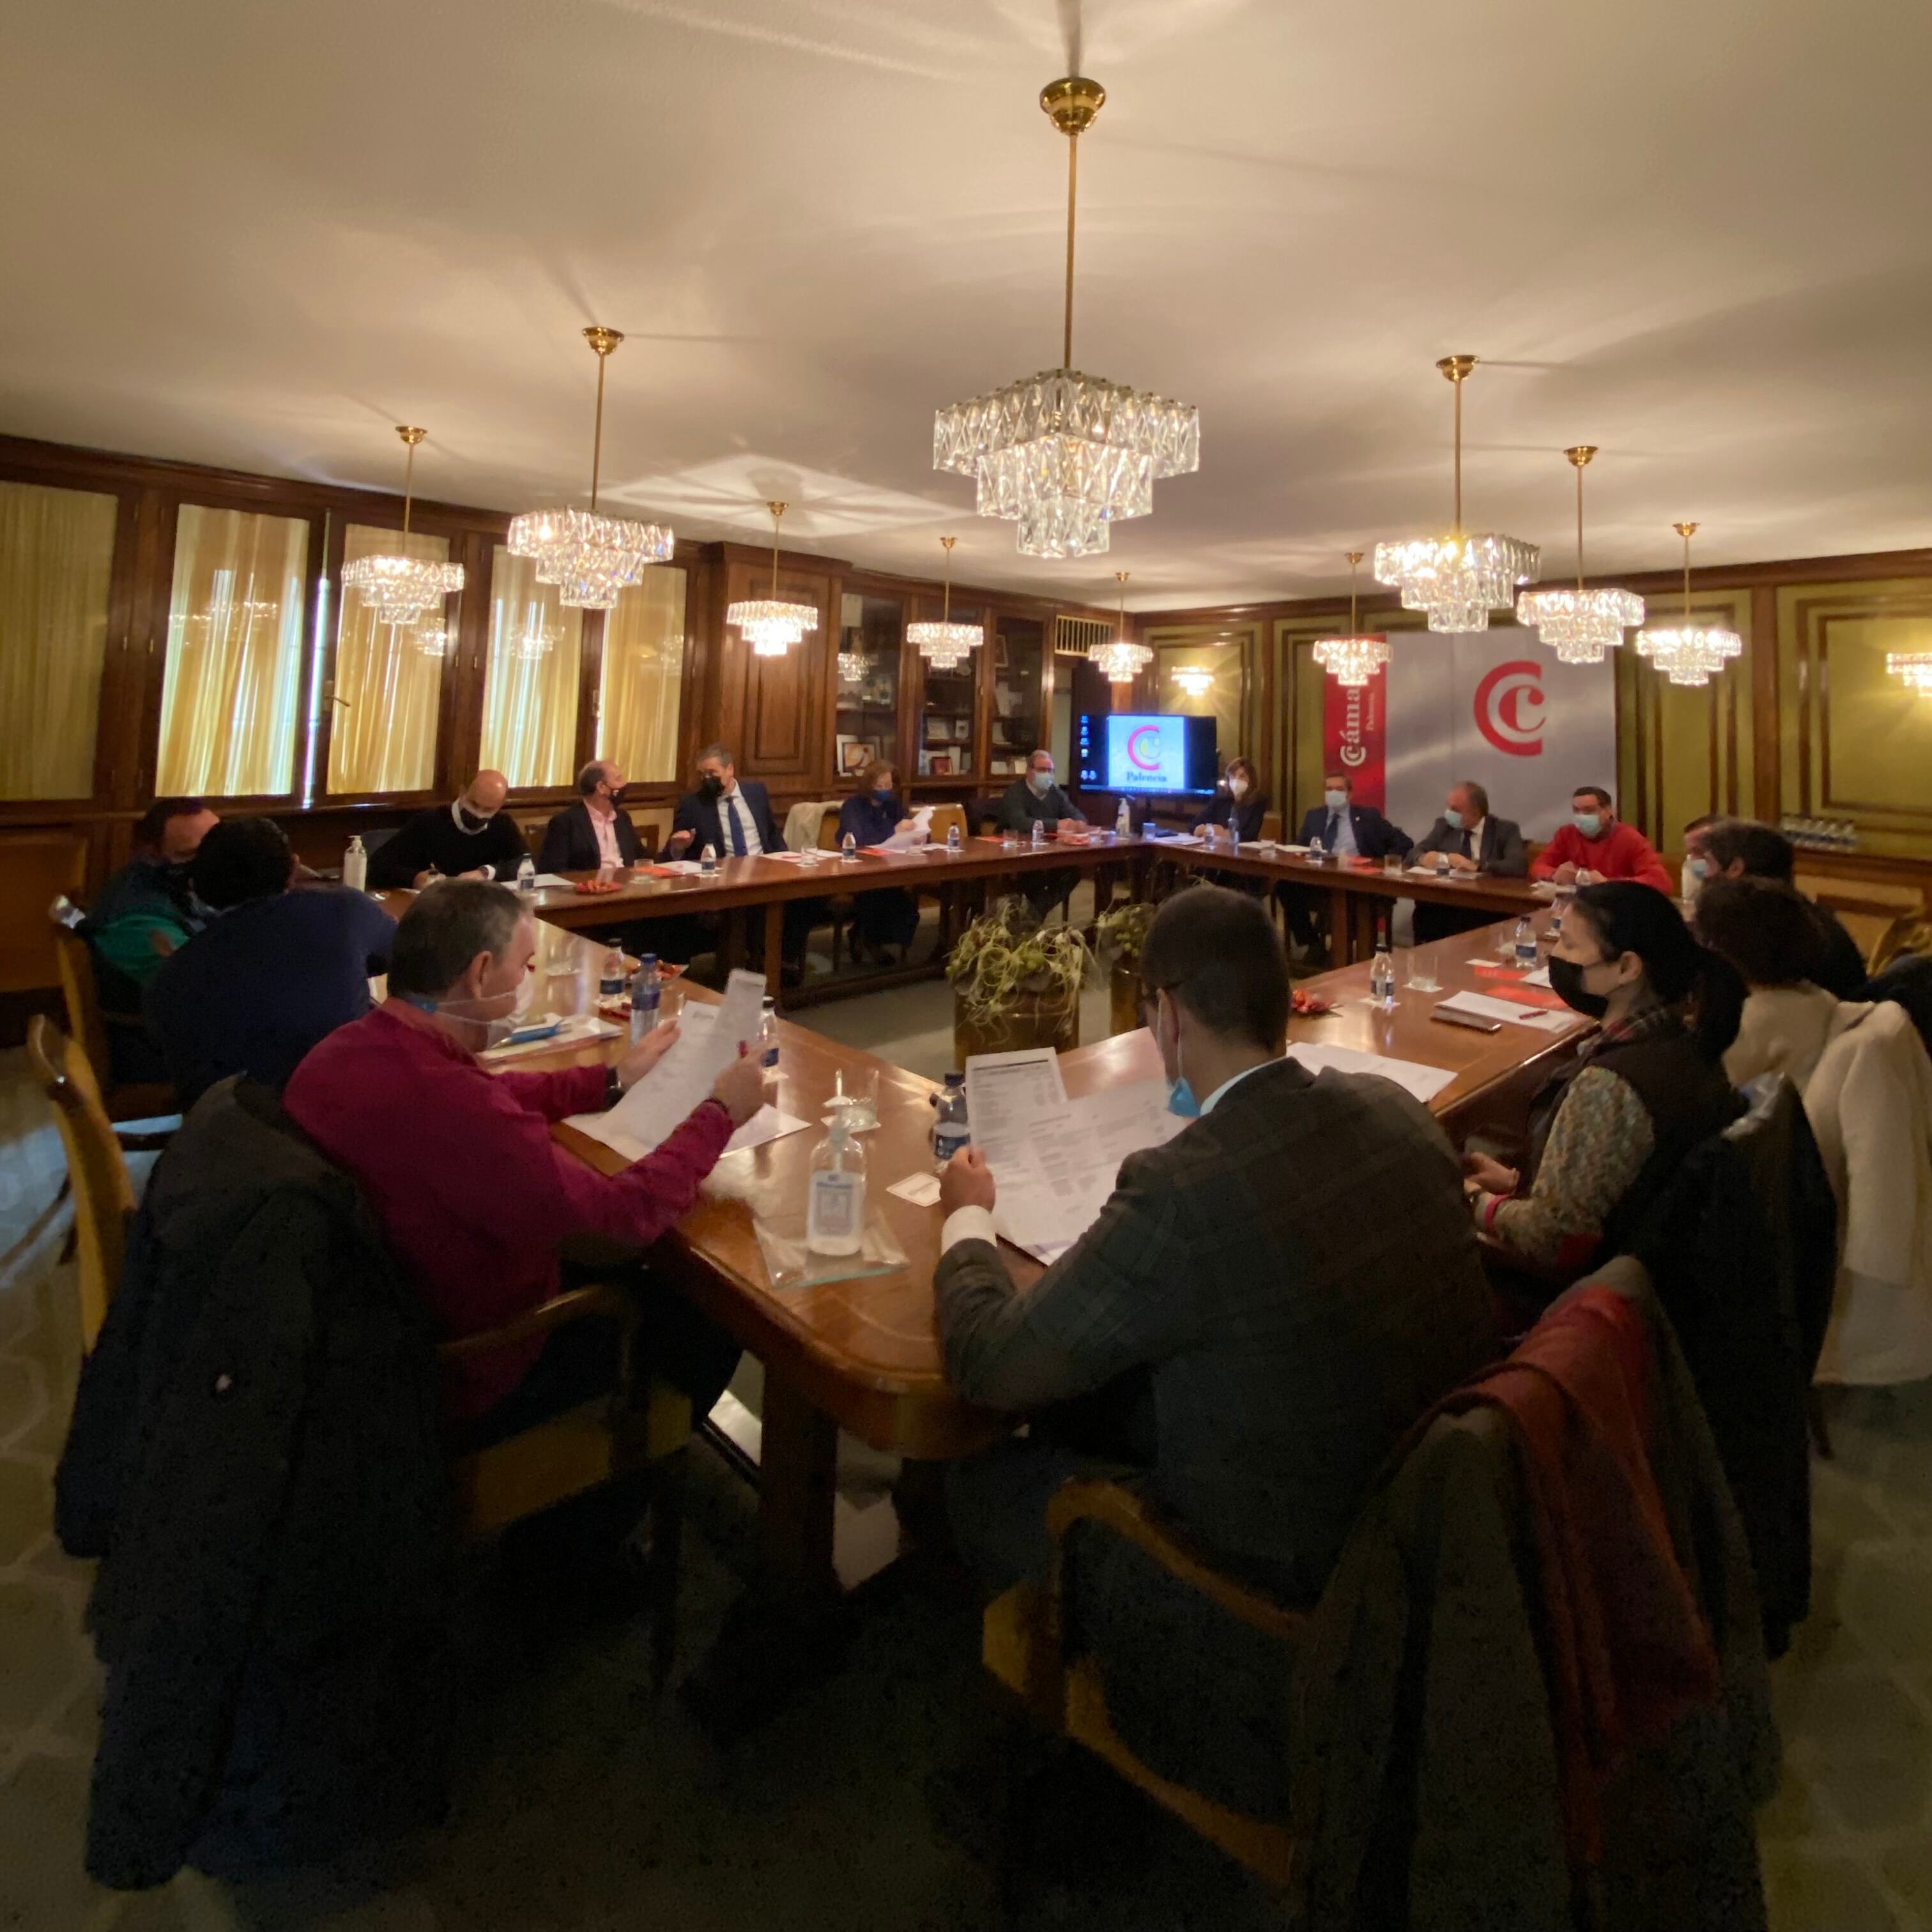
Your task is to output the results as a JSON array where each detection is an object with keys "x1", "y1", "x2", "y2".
[{"x1": 1322, "y1": 665, "x2": 1387, "y2": 810}]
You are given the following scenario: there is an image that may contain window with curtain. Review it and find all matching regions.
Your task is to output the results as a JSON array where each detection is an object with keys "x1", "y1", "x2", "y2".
[
  {"x1": 597, "y1": 566, "x2": 685, "y2": 782},
  {"x1": 326, "y1": 524, "x2": 453, "y2": 794},
  {"x1": 0, "y1": 480, "x2": 118, "y2": 801},
  {"x1": 156, "y1": 505, "x2": 307, "y2": 796},
  {"x1": 480, "y1": 547, "x2": 583, "y2": 787}
]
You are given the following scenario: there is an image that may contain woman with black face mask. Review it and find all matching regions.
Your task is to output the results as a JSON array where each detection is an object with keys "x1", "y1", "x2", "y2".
[{"x1": 1463, "y1": 880, "x2": 1746, "y2": 1289}]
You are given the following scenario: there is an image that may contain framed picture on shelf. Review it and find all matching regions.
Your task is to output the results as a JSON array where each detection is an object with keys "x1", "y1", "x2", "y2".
[
  {"x1": 837, "y1": 736, "x2": 878, "y2": 777},
  {"x1": 928, "y1": 751, "x2": 954, "y2": 776}
]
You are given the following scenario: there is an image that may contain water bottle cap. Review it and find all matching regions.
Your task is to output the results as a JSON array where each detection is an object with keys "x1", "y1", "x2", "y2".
[{"x1": 944, "y1": 1070, "x2": 965, "y2": 1086}]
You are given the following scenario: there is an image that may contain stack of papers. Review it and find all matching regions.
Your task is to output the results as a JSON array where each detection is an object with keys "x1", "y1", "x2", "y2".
[
  {"x1": 567, "y1": 969, "x2": 809, "y2": 1159},
  {"x1": 1283, "y1": 1042, "x2": 1458, "y2": 1104},
  {"x1": 1433, "y1": 990, "x2": 1574, "y2": 1034}
]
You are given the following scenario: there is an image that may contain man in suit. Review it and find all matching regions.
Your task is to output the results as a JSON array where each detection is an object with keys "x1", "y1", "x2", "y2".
[
  {"x1": 539, "y1": 760, "x2": 648, "y2": 875},
  {"x1": 1281, "y1": 770, "x2": 1409, "y2": 962},
  {"x1": 933, "y1": 884, "x2": 1496, "y2": 1604},
  {"x1": 1406, "y1": 779, "x2": 1529, "y2": 944},
  {"x1": 996, "y1": 749, "x2": 1087, "y2": 919}
]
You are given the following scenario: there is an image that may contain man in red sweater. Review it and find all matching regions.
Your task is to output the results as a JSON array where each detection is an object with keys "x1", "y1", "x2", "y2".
[
  {"x1": 285, "y1": 880, "x2": 767, "y2": 1438},
  {"x1": 1531, "y1": 786, "x2": 1673, "y2": 895}
]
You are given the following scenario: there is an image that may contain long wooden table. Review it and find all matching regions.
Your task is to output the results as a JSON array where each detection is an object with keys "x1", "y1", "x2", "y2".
[
  {"x1": 510, "y1": 910, "x2": 1587, "y2": 1597},
  {"x1": 1158, "y1": 834, "x2": 1555, "y2": 965}
]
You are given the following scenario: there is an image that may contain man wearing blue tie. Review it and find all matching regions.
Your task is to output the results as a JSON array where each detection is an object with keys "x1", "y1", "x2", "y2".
[{"x1": 1280, "y1": 770, "x2": 1409, "y2": 964}]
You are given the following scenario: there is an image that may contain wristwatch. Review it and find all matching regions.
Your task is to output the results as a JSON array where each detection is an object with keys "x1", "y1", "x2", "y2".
[{"x1": 606, "y1": 1066, "x2": 625, "y2": 1108}]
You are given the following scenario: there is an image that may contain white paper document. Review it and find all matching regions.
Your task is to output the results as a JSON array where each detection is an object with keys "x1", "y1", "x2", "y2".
[
  {"x1": 1436, "y1": 990, "x2": 1558, "y2": 1028},
  {"x1": 1521, "y1": 965, "x2": 1553, "y2": 988},
  {"x1": 1154, "y1": 832, "x2": 1204, "y2": 848},
  {"x1": 530, "y1": 872, "x2": 573, "y2": 889},
  {"x1": 1284, "y1": 1041, "x2": 1457, "y2": 1105},
  {"x1": 887, "y1": 1172, "x2": 943, "y2": 1207},
  {"x1": 656, "y1": 859, "x2": 705, "y2": 875}
]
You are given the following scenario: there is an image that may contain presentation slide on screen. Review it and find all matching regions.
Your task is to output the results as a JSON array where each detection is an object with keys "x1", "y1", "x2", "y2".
[{"x1": 1075, "y1": 713, "x2": 1218, "y2": 795}]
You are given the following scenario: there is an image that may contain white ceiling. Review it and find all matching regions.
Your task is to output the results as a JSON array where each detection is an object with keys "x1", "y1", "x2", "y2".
[{"x1": 5, "y1": 0, "x2": 1930, "y2": 608}]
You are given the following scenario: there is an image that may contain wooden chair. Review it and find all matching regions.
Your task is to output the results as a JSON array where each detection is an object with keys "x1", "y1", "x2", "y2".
[
  {"x1": 983, "y1": 1478, "x2": 1303, "y2": 1887},
  {"x1": 50, "y1": 923, "x2": 177, "y2": 1128},
  {"x1": 27, "y1": 1016, "x2": 137, "y2": 1352},
  {"x1": 29, "y1": 1008, "x2": 695, "y2": 1689},
  {"x1": 627, "y1": 808, "x2": 669, "y2": 861}
]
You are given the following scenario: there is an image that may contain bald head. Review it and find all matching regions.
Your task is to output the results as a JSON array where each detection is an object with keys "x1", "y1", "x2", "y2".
[{"x1": 461, "y1": 770, "x2": 509, "y2": 820}]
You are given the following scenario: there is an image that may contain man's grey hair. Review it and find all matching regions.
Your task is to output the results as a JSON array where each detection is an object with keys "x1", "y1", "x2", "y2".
[
  {"x1": 387, "y1": 880, "x2": 526, "y2": 999},
  {"x1": 1028, "y1": 749, "x2": 1054, "y2": 767},
  {"x1": 576, "y1": 759, "x2": 615, "y2": 797},
  {"x1": 696, "y1": 743, "x2": 735, "y2": 769}
]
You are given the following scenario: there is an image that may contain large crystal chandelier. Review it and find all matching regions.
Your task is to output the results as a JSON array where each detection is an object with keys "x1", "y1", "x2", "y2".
[
  {"x1": 508, "y1": 327, "x2": 673, "y2": 610},
  {"x1": 907, "y1": 535, "x2": 983, "y2": 670},
  {"x1": 1636, "y1": 523, "x2": 1742, "y2": 688},
  {"x1": 341, "y1": 425, "x2": 465, "y2": 627},
  {"x1": 1375, "y1": 356, "x2": 1538, "y2": 632},
  {"x1": 1313, "y1": 551, "x2": 1392, "y2": 687},
  {"x1": 932, "y1": 76, "x2": 1199, "y2": 559},
  {"x1": 1090, "y1": 571, "x2": 1153, "y2": 685},
  {"x1": 1889, "y1": 652, "x2": 1932, "y2": 696},
  {"x1": 1516, "y1": 446, "x2": 1644, "y2": 663},
  {"x1": 726, "y1": 502, "x2": 820, "y2": 657}
]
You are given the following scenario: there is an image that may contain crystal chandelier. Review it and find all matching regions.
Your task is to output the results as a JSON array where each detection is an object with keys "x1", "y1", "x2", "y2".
[
  {"x1": 1516, "y1": 446, "x2": 1644, "y2": 663},
  {"x1": 932, "y1": 76, "x2": 1199, "y2": 558},
  {"x1": 1375, "y1": 356, "x2": 1538, "y2": 632},
  {"x1": 907, "y1": 535, "x2": 983, "y2": 671},
  {"x1": 726, "y1": 502, "x2": 820, "y2": 657},
  {"x1": 507, "y1": 618, "x2": 563, "y2": 663},
  {"x1": 341, "y1": 425, "x2": 466, "y2": 627},
  {"x1": 508, "y1": 327, "x2": 673, "y2": 610},
  {"x1": 414, "y1": 622, "x2": 454, "y2": 659},
  {"x1": 1089, "y1": 572, "x2": 1152, "y2": 685},
  {"x1": 1889, "y1": 652, "x2": 1932, "y2": 696},
  {"x1": 1636, "y1": 523, "x2": 1742, "y2": 687},
  {"x1": 1171, "y1": 663, "x2": 1215, "y2": 700},
  {"x1": 837, "y1": 649, "x2": 865, "y2": 683},
  {"x1": 1313, "y1": 552, "x2": 1392, "y2": 687}
]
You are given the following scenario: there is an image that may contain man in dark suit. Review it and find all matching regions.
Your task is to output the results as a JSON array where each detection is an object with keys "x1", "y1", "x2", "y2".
[
  {"x1": 539, "y1": 760, "x2": 648, "y2": 874},
  {"x1": 1406, "y1": 779, "x2": 1529, "y2": 944},
  {"x1": 1281, "y1": 769, "x2": 1409, "y2": 962},
  {"x1": 933, "y1": 885, "x2": 1497, "y2": 1606},
  {"x1": 995, "y1": 749, "x2": 1087, "y2": 919}
]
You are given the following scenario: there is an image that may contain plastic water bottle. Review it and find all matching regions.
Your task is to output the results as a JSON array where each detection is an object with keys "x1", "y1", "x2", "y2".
[
  {"x1": 516, "y1": 854, "x2": 537, "y2": 896},
  {"x1": 1514, "y1": 914, "x2": 1538, "y2": 969},
  {"x1": 629, "y1": 954, "x2": 659, "y2": 1042},
  {"x1": 700, "y1": 841, "x2": 718, "y2": 876},
  {"x1": 342, "y1": 835, "x2": 368, "y2": 894},
  {"x1": 1116, "y1": 797, "x2": 1132, "y2": 840},
  {"x1": 600, "y1": 945, "x2": 626, "y2": 999},
  {"x1": 931, "y1": 1071, "x2": 970, "y2": 1171},
  {"x1": 758, "y1": 996, "x2": 780, "y2": 1070},
  {"x1": 1307, "y1": 834, "x2": 1324, "y2": 865},
  {"x1": 1369, "y1": 926, "x2": 1396, "y2": 1009},
  {"x1": 841, "y1": 831, "x2": 857, "y2": 862},
  {"x1": 1030, "y1": 820, "x2": 1046, "y2": 850},
  {"x1": 946, "y1": 822, "x2": 962, "y2": 857}
]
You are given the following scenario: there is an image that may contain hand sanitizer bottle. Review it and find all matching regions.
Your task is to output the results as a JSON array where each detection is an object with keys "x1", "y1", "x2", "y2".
[
  {"x1": 1115, "y1": 797, "x2": 1132, "y2": 840},
  {"x1": 807, "y1": 1116, "x2": 866, "y2": 1256},
  {"x1": 342, "y1": 835, "x2": 368, "y2": 894}
]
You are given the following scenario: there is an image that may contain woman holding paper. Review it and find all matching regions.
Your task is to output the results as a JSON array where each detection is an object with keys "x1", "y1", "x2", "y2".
[{"x1": 837, "y1": 760, "x2": 921, "y2": 962}]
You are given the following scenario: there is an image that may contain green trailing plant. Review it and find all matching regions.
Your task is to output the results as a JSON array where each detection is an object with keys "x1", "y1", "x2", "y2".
[
  {"x1": 946, "y1": 896, "x2": 1091, "y2": 1022},
  {"x1": 1092, "y1": 897, "x2": 1156, "y2": 965}
]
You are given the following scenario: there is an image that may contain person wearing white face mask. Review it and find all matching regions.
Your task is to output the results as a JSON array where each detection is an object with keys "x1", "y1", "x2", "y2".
[
  {"x1": 930, "y1": 885, "x2": 1495, "y2": 1621},
  {"x1": 997, "y1": 749, "x2": 1086, "y2": 918},
  {"x1": 1282, "y1": 770, "x2": 1409, "y2": 963},
  {"x1": 285, "y1": 880, "x2": 769, "y2": 1434},
  {"x1": 1407, "y1": 779, "x2": 1528, "y2": 944}
]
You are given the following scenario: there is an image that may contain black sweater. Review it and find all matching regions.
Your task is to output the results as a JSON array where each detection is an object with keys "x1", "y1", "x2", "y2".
[{"x1": 367, "y1": 804, "x2": 526, "y2": 888}]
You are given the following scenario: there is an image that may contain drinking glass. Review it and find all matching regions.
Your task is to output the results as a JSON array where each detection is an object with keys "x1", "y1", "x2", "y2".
[
  {"x1": 659, "y1": 980, "x2": 686, "y2": 1026},
  {"x1": 828, "y1": 1064, "x2": 879, "y2": 1130},
  {"x1": 1404, "y1": 947, "x2": 1442, "y2": 992},
  {"x1": 1383, "y1": 854, "x2": 1404, "y2": 877}
]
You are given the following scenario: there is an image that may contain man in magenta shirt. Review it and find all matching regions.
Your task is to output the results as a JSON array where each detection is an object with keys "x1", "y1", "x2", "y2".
[
  {"x1": 1531, "y1": 785, "x2": 1674, "y2": 895},
  {"x1": 284, "y1": 880, "x2": 767, "y2": 1430}
]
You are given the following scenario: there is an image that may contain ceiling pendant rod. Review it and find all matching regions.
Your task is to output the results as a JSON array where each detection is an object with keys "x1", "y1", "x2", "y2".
[
  {"x1": 1062, "y1": 120, "x2": 1079, "y2": 370},
  {"x1": 1567, "y1": 443, "x2": 1598, "y2": 592},
  {"x1": 1347, "y1": 549, "x2": 1361, "y2": 631},
  {"x1": 769, "y1": 501, "x2": 785, "y2": 599},
  {"x1": 1677, "y1": 520, "x2": 1696, "y2": 622},
  {"x1": 941, "y1": 534, "x2": 954, "y2": 624},
  {"x1": 584, "y1": 325, "x2": 623, "y2": 512},
  {"x1": 398, "y1": 426, "x2": 424, "y2": 537}
]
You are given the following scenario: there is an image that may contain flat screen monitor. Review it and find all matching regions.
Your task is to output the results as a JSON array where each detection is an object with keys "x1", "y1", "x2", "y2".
[{"x1": 1074, "y1": 712, "x2": 1219, "y2": 797}]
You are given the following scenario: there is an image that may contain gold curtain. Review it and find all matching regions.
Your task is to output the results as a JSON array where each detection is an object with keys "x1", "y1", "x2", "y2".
[
  {"x1": 597, "y1": 567, "x2": 685, "y2": 781},
  {"x1": 156, "y1": 505, "x2": 307, "y2": 796},
  {"x1": 326, "y1": 524, "x2": 452, "y2": 793},
  {"x1": 0, "y1": 481, "x2": 118, "y2": 800},
  {"x1": 480, "y1": 548, "x2": 583, "y2": 786}
]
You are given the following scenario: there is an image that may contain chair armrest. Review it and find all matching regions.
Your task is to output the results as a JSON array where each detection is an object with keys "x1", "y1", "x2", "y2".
[
  {"x1": 436, "y1": 1282, "x2": 630, "y2": 1362},
  {"x1": 1044, "y1": 1479, "x2": 1308, "y2": 1642}
]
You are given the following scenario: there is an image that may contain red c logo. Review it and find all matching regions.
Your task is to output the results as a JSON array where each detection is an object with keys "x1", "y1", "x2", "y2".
[
  {"x1": 1126, "y1": 724, "x2": 1162, "y2": 772},
  {"x1": 1473, "y1": 660, "x2": 1545, "y2": 758}
]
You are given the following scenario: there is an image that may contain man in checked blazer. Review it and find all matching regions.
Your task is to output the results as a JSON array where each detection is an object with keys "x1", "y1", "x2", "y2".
[{"x1": 933, "y1": 886, "x2": 1496, "y2": 1609}]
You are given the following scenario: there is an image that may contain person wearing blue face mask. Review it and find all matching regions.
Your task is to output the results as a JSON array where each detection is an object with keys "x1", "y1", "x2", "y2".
[
  {"x1": 930, "y1": 884, "x2": 1496, "y2": 1625},
  {"x1": 1530, "y1": 785, "x2": 1673, "y2": 894},
  {"x1": 1282, "y1": 770, "x2": 1409, "y2": 963},
  {"x1": 1407, "y1": 780, "x2": 1529, "y2": 944},
  {"x1": 836, "y1": 760, "x2": 922, "y2": 962},
  {"x1": 996, "y1": 749, "x2": 1086, "y2": 919}
]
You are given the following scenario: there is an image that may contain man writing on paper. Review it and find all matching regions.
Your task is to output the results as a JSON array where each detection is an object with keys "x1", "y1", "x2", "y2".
[
  {"x1": 367, "y1": 769, "x2": 528, "y2": 889},
  {"x1": 285, "y1": 881, "x2": 767, "y2": 1446},
  {"x1": 932, "y1": 885, "x2": 1496, "y2": 1609},
  {"x1": 1406, "y1": 778, "x2": 1528, "y2": 945}
]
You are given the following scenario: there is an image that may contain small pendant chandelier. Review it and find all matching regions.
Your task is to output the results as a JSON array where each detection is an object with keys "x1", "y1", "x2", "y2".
[
  {"x1": 836, "y1": 648, "x2": 865, "y2": 683},
  {"x1": 341, "y1": 425, "x2": 465, "y2": 628},
  {"x1": 413, "y1": 622, "x2": 454, "y2": 659},
  {"x1": 1313, "y1": 552, "x2": 1392, "y2": 687},
  {"x1": 932, "y1": 76, "x2": 1200, "y2": 558},
  {"x1": 1375, "y1": 356, "x2": 1538, "y2": 632},
  {"x1": 507, "y1": 326, "x2": 673, "y2": 610},
  {"x1": 726, "y1": 502, "x2": 820, "y2": 657},
  {"x1": 1089, "y1": 571, "x2": 1152, "y2": 684},
  {"x1": 1889, "y1": 652, "x2": 1932, "y2": 696},
  {"x1": 1516, "y1": 446, "x2": 1644, "y2": 663},
  {"x1": 507, "y1": 618, "x2": 564, "y2": 664},
  {"x1": 1635, "y1": 523, "x2": 1742, "y2": 687},
  {"x1": 1171, "y1": 661, "x2": 1215, "y2": 700},
  {"x1": 907, "y1": 535, "x2": 983, "y2": 670}
]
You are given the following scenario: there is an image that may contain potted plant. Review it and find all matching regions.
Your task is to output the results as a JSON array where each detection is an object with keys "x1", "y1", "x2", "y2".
[
  {"x1": 1092, "y1": 898, "x2": 1157, "y2": 1036},
  {"x1": 947, "y1": 896, "x2": 1091, "y2": 1062}
]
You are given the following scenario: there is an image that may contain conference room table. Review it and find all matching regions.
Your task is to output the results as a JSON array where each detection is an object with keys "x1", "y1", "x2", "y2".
[
  {"x1": 504, "y1": 909, "x2": 1589, "y2": 1604},
  {"x1": 1156, "y1": 832, "x2": 1556, "y2": 965}
]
